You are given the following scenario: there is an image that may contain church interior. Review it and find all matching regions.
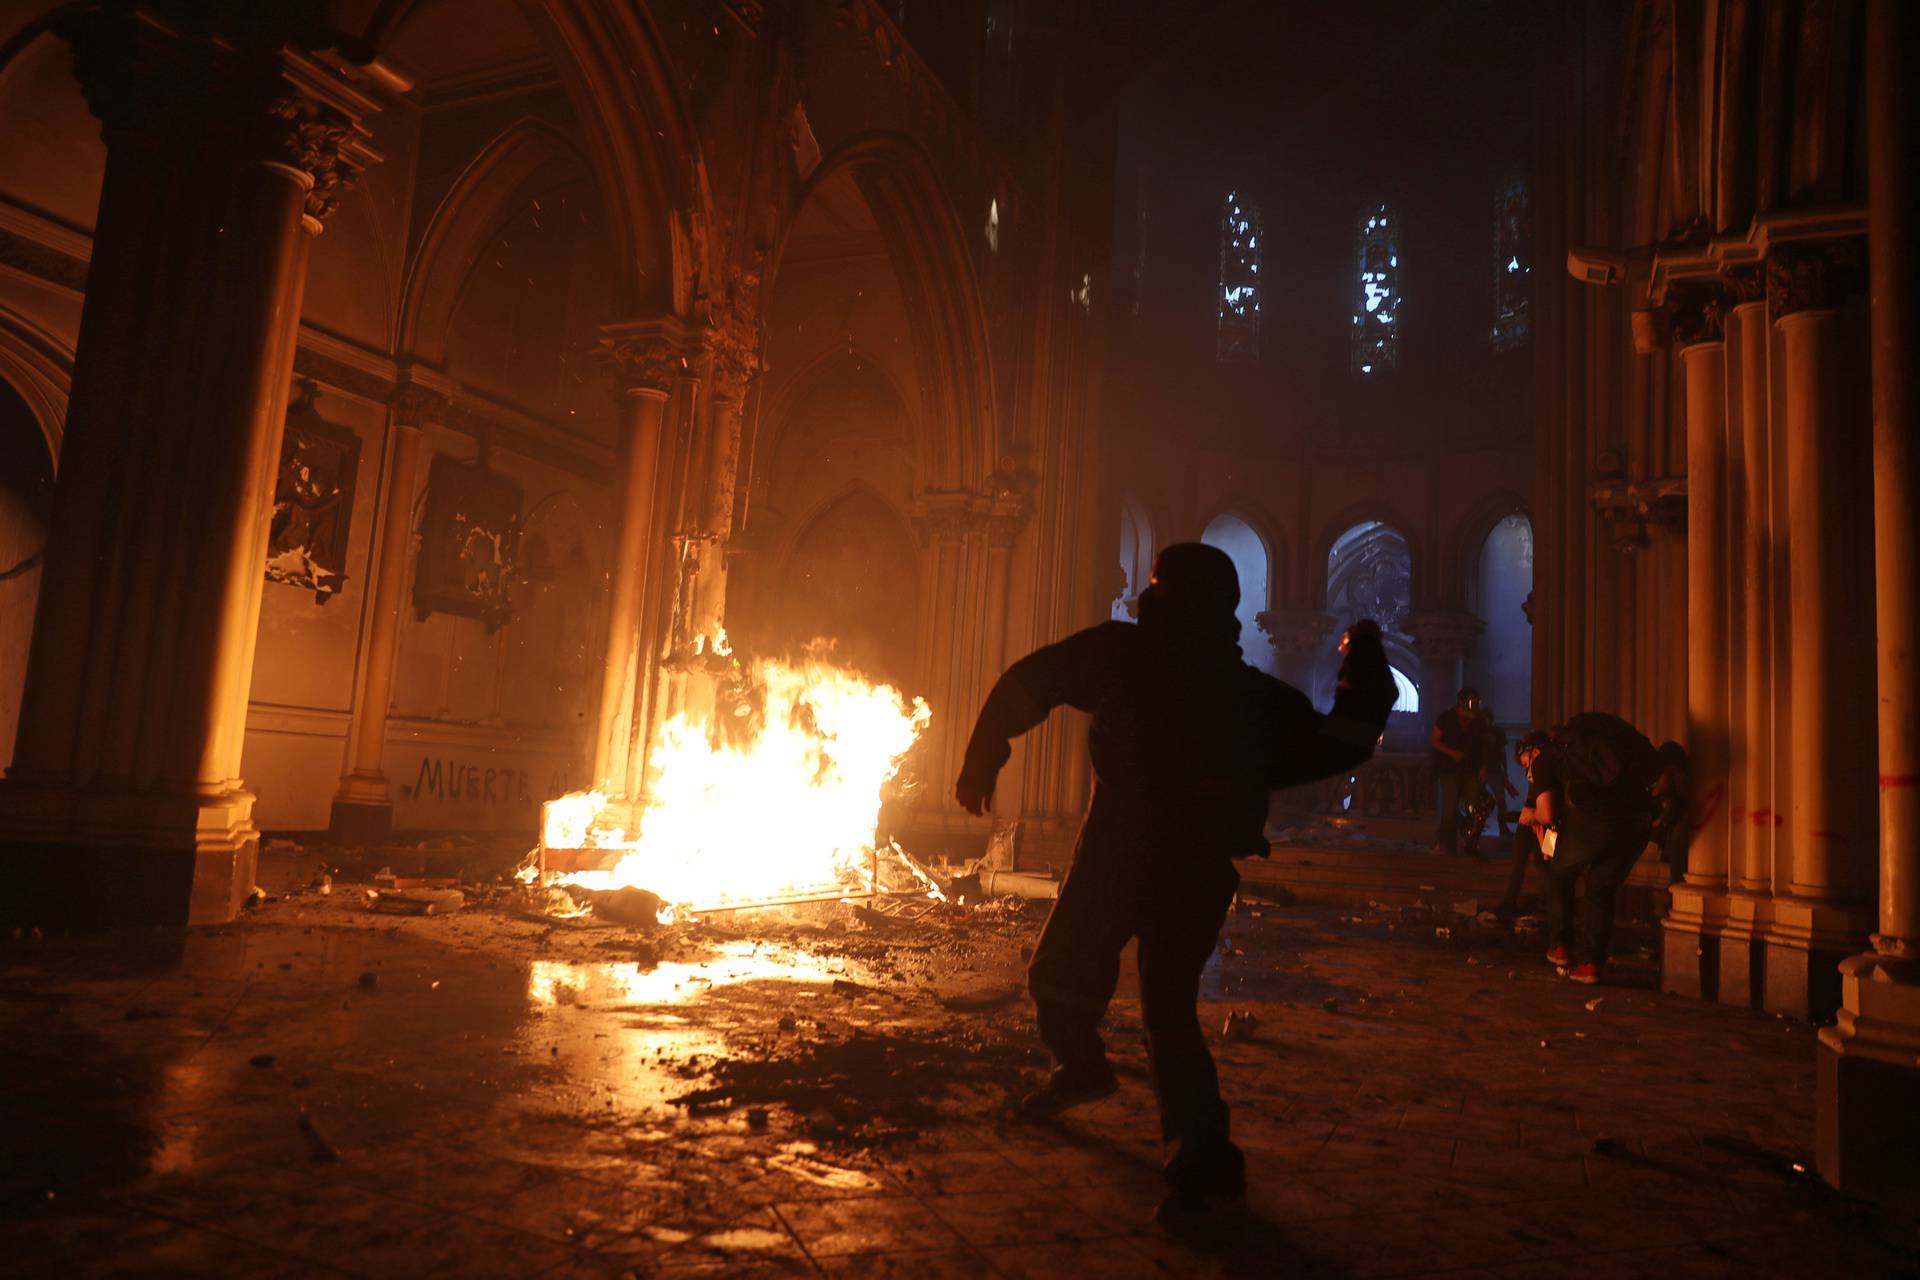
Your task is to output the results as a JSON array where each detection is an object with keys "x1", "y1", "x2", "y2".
[{"x1": 1, "y1": 0, "x2": 1916, "y2": 1274}]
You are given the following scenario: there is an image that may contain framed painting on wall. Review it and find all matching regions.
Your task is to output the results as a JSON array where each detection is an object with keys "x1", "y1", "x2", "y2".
[
  {"x1": 266, "y1": 380, "x2": 361, "y2": 604},
  {"x1": 413, "y1": 451, "x2": 522, "y2": 632}
]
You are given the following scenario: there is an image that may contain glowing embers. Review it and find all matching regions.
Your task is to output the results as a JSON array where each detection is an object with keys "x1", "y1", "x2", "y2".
[
  {"x1": 1351, "y1": 203, "x2": 1401, "y2": 374},
  {"x1": 541, "y1": 639, "x2": 930, "y2": 911}
]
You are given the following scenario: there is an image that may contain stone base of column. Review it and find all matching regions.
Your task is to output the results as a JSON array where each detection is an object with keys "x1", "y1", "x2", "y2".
[
  {"x1": 1716, "y1": 892, "x2": 1774, "y2": 1009},
  {"x1": 1817, "y1": 953, "x2": 1920, "y2": 1208},
  {"x1": 331, "y1": 772, "x2": 394, "y2": 843},
  {"x1": 1761, "y1": 898, "x2": 1874, "y2": 1021},
  {"x1": 0, "y1": 782, "x2": 260, "y2": 928},
  {"x1": 1662, "y1": 884, "x2": 1728, "y2": 1000}
]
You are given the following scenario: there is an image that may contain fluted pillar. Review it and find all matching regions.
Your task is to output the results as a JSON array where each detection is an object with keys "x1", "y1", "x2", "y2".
[
  {"x1": 329, "y1": 406, "x2": 425, "y2": 840},
  {"x1": 1819, "y1": 0, "x2": 1920, "y2": 1207},
  {"x1": 1678, "y1": 322, "x2": 1731, "y2": 892},
  {"x1": 911, "y1": 494, "x2": 973, "y2": 828},
  {"x1": 687, "y1": 329, "x2": 758, "y2": 647},
  {"x1": 1719, "y1": 291, "x2": 1775, "y2": 1006},
  {"x1": 1768, "y1": 245, "x2": 1877, "y2": 1019},
  {"x1": 588, "y1": 319, "x2": 694, "y2": 796},
  {"x1": 0, "y1": 7, "x2": 380, "y2": 928}
]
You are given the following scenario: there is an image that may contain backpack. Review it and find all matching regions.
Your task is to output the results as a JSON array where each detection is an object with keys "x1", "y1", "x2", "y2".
[{"x1": 1550, "y1": 712, "x2": 1660, "y2": 815}]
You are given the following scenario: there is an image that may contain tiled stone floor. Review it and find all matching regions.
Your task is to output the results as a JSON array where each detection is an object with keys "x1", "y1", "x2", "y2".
[{"x1": 3, "y1": 873, "x2": 1917, "y2": 1278}]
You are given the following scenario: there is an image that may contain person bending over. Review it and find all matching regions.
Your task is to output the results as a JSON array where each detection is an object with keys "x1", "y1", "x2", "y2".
[
  {"x1": 954, "y1": 543, "x2": 1396, "y2": 1229},
  {"x1": 1520, "y1": 714, "x2": 1659, "y2": 985}
]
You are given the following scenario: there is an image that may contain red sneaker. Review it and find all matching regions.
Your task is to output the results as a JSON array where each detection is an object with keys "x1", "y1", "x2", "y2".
[
  {"x1": 1568, "y1": 963, "x2": 1602, "y2": 984},
  {"x1": 1545, "y1": 945, "x2": 1570, "y2": 967}
]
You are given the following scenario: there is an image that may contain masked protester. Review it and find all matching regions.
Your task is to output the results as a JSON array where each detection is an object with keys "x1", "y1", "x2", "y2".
[{"x1": 954, "y1": 542, "x2": 1396, "y2": 1231}]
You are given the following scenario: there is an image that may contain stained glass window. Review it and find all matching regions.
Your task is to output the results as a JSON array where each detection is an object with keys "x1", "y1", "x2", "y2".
[
  {"x1": 1217, "y1": 191, "x2": 1260, "y2": 363},
  {"x1": 1351, "y1": 203, "x2": 1400, "y2": 374},
  {"x1": 1491, "y1": 179, "x2": 1532, "y2": 351}
]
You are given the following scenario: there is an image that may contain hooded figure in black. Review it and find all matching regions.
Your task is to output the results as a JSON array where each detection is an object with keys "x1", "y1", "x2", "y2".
[{"x1": 956, "y1": 542, "x2": 1396, "y2": 1220}]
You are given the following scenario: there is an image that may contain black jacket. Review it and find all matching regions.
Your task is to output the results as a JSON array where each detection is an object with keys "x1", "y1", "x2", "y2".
[{"x1": 959, "y1": 620, "x2": 1396, "y2": 861}]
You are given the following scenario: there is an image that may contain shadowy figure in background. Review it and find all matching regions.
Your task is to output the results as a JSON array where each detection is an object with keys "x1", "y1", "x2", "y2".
[
  {"x1": 1649, "y1": 741, "x2": 1692, "y2": 882},
  {"x1": 955, "y1": 542, "x2": 1396, "y2": 1231},
  {"x1": 1523, "y1": 713, "x2": 1660, "y2": 985},
  {"x1": 1429, "y1": 689, "x2": 1488, "y2": 856},
  {"x1": 1498, "y1": 729, "x2": 1555, "y2": 918}
]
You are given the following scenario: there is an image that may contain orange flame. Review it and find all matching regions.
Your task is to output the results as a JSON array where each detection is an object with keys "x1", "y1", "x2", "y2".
[{"x1": 545, "y1": 642, "x2": 929, "y2": 909}]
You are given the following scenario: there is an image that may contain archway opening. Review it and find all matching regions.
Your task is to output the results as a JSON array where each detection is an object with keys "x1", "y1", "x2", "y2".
[
  {"x1": 1467, "y1": 512, "x2": 1533, "y2": 814},
  {"x1": 1201, "y1": 512, "x2": 1277, "y2": 675},
  {"x1": 1113, "y1": 495, "x2": 1152, "y2": 620},
  {"x1": 0, "y1": 376, "x2": 51, "y2": 770},
  {"x1": 1325, "y1": 519, "x2": 1419, "y2": 734}
]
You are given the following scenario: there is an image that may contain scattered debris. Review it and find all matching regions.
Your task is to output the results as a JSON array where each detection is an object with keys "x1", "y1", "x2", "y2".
[
  {"x1": 1585, "y1": 997, "x2": 1605, "y2": 1012},
  {"x1": 938, "y1": 987, "x2": 1022, "y2": 1014},
  {"x1": 298, "y1": 1108, "x2": 341, "y2": 1162},
  {"x1": 830, "y1": 978, "x2": 867, "y2": 998},
  {"x1": 367, "y1": 887, "x2": 465, "y2": 916},
  {"x1": 581, "y1": 886, "x2": 666, "y2": 929}
]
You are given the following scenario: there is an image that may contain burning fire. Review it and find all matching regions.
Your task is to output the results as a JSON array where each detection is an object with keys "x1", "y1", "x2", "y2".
[{"x1": 543, "y1": 640, "x2": 931, "y2": 910}]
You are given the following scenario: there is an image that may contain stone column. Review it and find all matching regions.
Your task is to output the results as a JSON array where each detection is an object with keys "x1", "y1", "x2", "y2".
[
  {"x1": 1255, "y1": 608, "x2": 1338, "y2": 693},
  {"x1": 588, "y1": 319, "x2": 694, "y2": 796},
  {"x1": 1819, "y1": 0, "x2": 1920, "y2": 1206},
  {"x1": 0, "y1": 8, "x2": 379, "y2": 928},
  {"x1": 329, "y1": 395, "x2": 428, "y2": 841},
  {"x1": 911, "y1": 494, "x2": 974, "y2": 829},
  {"x1": 1768, "y1": 244, "x2": 1877, "y2": 1019},
  {"x1": 979, "y1": 499, "x2": 1027, "y2": 685},
  {"x1": 1674, "y1": 294, "x2": 1733, "y2": 893},
  {"x1": 1720, "y1": 288, "x2": 1776, "y2": 1005},
  {"x1": 687, "y1": 329, "x2": 759, "y2": 647},
  {"x1": 1404, "y1": 611, "x2": 1483, "y2": 710}
]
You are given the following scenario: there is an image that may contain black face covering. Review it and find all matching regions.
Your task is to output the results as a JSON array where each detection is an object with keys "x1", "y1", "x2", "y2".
[{"x1": 1137, "y1": 542, "x2": 1243, "y2": 654}]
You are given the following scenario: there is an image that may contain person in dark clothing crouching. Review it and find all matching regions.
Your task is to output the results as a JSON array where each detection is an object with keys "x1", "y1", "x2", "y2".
[
  {"x1": 1520, "y1": 714, "x2": 1658, "y2": 985},
  {"x1": 955, "y1": 542, "x2": 1397, "y2": 1229}
]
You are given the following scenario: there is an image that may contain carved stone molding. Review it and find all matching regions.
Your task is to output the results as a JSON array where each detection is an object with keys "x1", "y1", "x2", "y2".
[
  {"x1": 910, "y1": 492, "x2": 976, "y2": 547},
  {"x1": 1255, "y1": 609, "x2": 1339, "y2": 660},
  {"x1": 1767, "y1": 241, "x2": 1866, "y2": 318},
  {"x1": 1592, "y1": 476, "x2": 1687, "y2": 550},
  {"x1": 982, "y1": 499, "x2": 1027, "y2": 550},
  {"x1": 1404, "y1": 611, "x2": 1485, "y2": 666},
  {"x1": 389, "y1": 381, "x2": 448, "y2": 429},
  {"x1": 59, "y1": 6, "x2": 382, "y2": 225},
  {"x1": 1667, "y1": 282, "x2": 1733, "y2": 348},
  {"x1": 595, "y1": 317, "x2": 704, "y2": 397}
]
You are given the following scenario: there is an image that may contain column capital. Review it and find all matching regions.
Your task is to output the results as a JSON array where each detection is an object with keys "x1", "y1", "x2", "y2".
[
  {"x1": 1767, "y1": 240, "x2": 1866, "y2": 319},
  {"x1": 1403, "y1": 610, "x2": 1484, "y2": 664},
  {"x1": 1666, "y1": 280, "x2": 1734, "y2": 348},
  {"x1": 595, "y1": 316, "x2": 705, "y2": 397},
  {"x1": 389, "y1": 378, "x2": 449, "y2": 429},
  {"x1": 60, "y1": 6, "x2": 383, "y2": 225},
  {"x1": 1255, "y1": 608, "x2": 1338, "y2": 660},
  {"x1": 910, "y1": 491, "x2": 976, "y2": 546},
  {"x1": 705, "y1": 321, "x2": 763, "y2": 409}
]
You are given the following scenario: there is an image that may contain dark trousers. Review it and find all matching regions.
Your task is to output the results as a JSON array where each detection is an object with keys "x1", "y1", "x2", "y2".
[
  {"x1": 1544, "y1": 818, "x2": 1651, "y2": 966},
  {"x1": 1027, "y1": 800, "x2": 1243, "y2": 1197},
  {"x1": 1500, "y1": 824, "x2": 1538, "y2": 909},
  {"x1": 1433, "y1": 771, "x2": 1470, "y2": 850}
]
